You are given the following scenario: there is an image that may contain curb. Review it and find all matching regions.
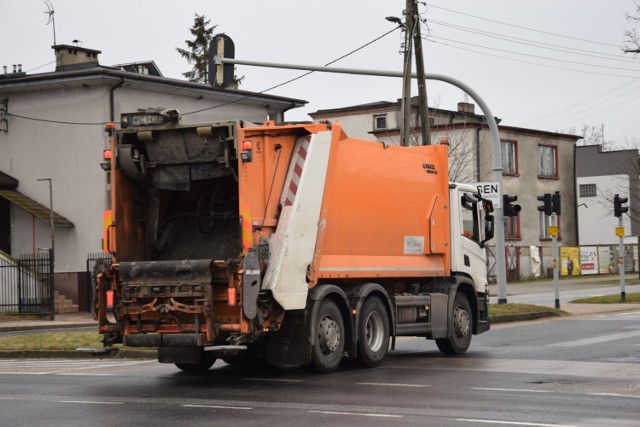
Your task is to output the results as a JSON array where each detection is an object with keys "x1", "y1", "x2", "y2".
[
  {"x1": 491, "y1": 311, "x2": 561, "y2": 324},
  {"x1": 0, "y1": 323, "x2": 97, "y2": 333}
]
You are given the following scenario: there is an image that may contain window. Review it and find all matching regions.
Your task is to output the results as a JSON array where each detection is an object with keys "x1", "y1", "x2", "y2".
[
  {"x1": 579, "y1": 183, "x2": 596, "y2": 197},
  {"x1": 460, "y1": 194, "x2": 480, "y2": 244},
  {"x1": 539, "y1": 212, "x2": 561, "y2": 240},
  {"x1": 373, "y1": 114, "x2": 387, "y2": 130},
  {"x1": 501, "y1": 140, "x2": 518, "y2": 175},
  {"x1": 504, "y1": 215, "x2": 520, "y2": 239},
  {"x1": 538, "y1": 145, "x2": 558, "y2": 178}
]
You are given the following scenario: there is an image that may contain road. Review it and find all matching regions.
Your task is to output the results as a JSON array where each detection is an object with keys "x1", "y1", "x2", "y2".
[{"x1": 1, "y1": 309, "x2": 639, "y2": 426}]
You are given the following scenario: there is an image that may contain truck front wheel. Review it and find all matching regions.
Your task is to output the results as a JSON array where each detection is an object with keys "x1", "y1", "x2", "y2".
[
  {"x1": 357, "y1": 296, "x2": 390, "y2": 367},
  {"x1": 435, "y1": 292, "x2": 472, "y2": 355},
  {"x1": 306, "y1": 299, "x2": 345, "y2": 373}
]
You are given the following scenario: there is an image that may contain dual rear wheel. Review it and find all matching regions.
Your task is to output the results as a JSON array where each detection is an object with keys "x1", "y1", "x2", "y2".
[{"x1": 307, "y1": 296, "x2": 391, "y2": 373}]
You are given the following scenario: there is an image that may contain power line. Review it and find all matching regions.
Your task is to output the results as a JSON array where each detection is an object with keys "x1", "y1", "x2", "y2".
[
  {"x1": 521, "y1": 79, "x2": 639, "y2": 126},
  {"x1": 425, "y1": 38, "x2": 640, "y2": 78},
  {"x1": 428, "y1": 19, "x2": 636, "y2": 64},
  {"x1": 426, "y1": 3, "x2": 621, "y2": 48},
  {"x1": 428, "y1": 35, "x2": 640, "y2": 74},
  {"x1": 184, "y1": 25, "x2": 400, "y2": 116}
]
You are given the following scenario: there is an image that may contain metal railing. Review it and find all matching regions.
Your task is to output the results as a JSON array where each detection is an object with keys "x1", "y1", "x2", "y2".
[{"x1": 0, "y1": 250, "x2": 53, "y2": 313}]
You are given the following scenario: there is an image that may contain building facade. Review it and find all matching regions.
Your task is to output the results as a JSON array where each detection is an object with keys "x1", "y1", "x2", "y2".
[{"x1": 576, "y1": 144, "x2": 640, "y2": 245}]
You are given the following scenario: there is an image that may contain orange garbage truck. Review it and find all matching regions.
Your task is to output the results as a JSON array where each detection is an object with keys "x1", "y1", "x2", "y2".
[{"x1": 94, "y1": 109, "x2": 494, "y2": 373}]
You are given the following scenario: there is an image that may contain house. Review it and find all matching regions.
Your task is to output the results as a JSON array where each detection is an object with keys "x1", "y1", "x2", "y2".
[
  {"x1": 310, "y1": 99, "x2": 582, "y2": 279},
  {"x1": 576, "y1": 144, "x2": 640, "y2": 246},
  {"x1": 0, "y1": 44, "x2": 306, "y2": 311}
]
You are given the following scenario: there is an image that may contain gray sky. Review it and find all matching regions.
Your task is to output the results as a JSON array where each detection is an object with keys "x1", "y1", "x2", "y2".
[{"x1": 2, "y1": 0, "x2": 638, "y2": 145}]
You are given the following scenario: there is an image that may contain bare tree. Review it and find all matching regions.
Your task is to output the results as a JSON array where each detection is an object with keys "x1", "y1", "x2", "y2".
[{"x1": 624, "y1": 0, "x2": 640, "y2": 54}]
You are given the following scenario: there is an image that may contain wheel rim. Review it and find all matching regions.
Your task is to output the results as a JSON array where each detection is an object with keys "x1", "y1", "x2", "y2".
[
  {"x1": 364, "y1": 311, "x2": 385, "y2": 352},
  {"x1": 318, "y1": 315, "x2": 341, "y2": 354},
  {"x1": 452, "y1": 305, "x2": 470, "y2": 339}
]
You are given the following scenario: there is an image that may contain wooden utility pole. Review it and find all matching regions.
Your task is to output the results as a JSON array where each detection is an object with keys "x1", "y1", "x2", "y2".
[
  {"x1": 399, "y1": 0, "x2": 431, "y2": 146},
  {"x1": 399, "y1": 0, "x2": 414, "y2": 147},
  {"x1": 412, "y1": 1, "x2": 431, "y2": 145}
]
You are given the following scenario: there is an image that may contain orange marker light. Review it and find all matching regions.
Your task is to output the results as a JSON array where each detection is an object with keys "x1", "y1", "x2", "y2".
[
  {"x1": 228, "y1": 287, "x2": 237, "y2": 306},
  {"x1": 106, "y1": 290, "x2": 114, "y2": 309},
  {"x1": 242, "y1": 140, "x2": 253, "y2": 150}
]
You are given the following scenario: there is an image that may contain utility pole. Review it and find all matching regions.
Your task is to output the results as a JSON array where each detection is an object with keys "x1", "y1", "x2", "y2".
[
  {"x1": 399, "y1": 0, "x2": 414, "y2": 147},
  {"x1": 411, "y1": 0, "x2": 431, "y2": 146}
]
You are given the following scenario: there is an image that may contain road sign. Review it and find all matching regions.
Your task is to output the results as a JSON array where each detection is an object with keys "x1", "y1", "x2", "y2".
[{"x1": 472, "y1": 182, "x2": 501, "y2": 209}]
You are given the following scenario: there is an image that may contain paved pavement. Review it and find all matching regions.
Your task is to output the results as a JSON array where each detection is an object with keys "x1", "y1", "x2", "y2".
[{"x1": 0, "y1": 275, "x2": 639, "y2": 334}]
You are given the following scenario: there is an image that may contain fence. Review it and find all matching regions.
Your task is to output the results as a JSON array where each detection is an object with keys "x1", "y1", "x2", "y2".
[
  {"x1": 0, "y1": 250, "x2": 54, "y2": 313},
  {"x1": 486, "y1": 244, "x2": 639, "y2": 282}
]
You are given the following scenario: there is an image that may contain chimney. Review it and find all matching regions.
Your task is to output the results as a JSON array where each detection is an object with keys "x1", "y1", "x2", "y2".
[
  {"x1": 457, "y1": 102, "x2": 475, "y2": 114},
  {"x1": 52, "y1": 44, "x2": 102, "y2": 71}
]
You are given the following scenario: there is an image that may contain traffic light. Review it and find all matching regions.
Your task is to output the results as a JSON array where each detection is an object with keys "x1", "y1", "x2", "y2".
[
  {"x1": 537, "y1": 193, "x2": 552, "y2": 216},
  {"x1": 552, "y1": 191, "x2": 561, "y2": 215},
  {"x1": 208, "y1": 33, "x2": 235, "y2": 89},
  {"x1": 614, "y1": 194, "x2": 629, "y2": 217},
  {"x1": 502, "y1": 194, "x2": 521, "y2": 217}
]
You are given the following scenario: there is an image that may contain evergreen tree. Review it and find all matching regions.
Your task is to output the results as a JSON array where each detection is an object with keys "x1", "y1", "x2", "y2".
[{"x1": 176, "y1": 14, "x2": 243, "y2": 87}]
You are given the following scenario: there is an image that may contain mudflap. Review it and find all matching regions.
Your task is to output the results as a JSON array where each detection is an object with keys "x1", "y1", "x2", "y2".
[
  {"x1": 242, "y1": 252, "x2": 261, "y2": 320},
  {"x1": 476, "y1": 291, "x2": 491, "y2": 334},
  {"x1": 266, "y1": 309, "x2": 312, "y2": 366}
]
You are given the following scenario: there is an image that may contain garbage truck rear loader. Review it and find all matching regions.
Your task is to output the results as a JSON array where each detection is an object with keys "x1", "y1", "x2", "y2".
[{"x1": 95, "y1": 110, "x2": 493, "y2": 373}]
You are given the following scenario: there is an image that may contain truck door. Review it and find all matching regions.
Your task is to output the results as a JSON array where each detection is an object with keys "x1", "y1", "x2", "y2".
[{"x1": 458, "y1": 191, "x2": 488, "y2": 283}]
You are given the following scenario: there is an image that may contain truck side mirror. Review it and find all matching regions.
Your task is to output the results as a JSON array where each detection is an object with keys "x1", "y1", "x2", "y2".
[{"x1": 480, "y1": 214, "x2": 494, "y2": 247}]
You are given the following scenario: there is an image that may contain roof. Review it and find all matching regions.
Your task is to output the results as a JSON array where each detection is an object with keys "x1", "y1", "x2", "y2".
[
  {"x1": 0, "y1": 65, "x2": 307, "y2": 111},
  {"x1": 0, "y1": 190, "x2": 74, "y2": 227},
  {"x1": 0, "y1": 171, "x2": 74, "y2": 227}
]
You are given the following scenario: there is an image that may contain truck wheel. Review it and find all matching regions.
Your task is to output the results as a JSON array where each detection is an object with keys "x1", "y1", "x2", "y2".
[
  {"x1": 357, "y1": 296, "x2": 390, "y2": 367},
  {"x1": 436, "y1": 292, "x2": 472, "y2": 355},
  {"x1": 307, "y1": 299, "x2": 345, "y2": 373},
  {"x1": 175, "y1": 350, "x2": 216, "y2": 373}
]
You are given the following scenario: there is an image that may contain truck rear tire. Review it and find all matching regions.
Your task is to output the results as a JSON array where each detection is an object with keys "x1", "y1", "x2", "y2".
[
  {"x1": 435, "y1": 292, "x2": 472, "y2": 355},
  {"x1": 306, "y1": 299, "x2": 345, "y2": 373},
  {"x1": 357, "y1": 296, "x2": 390, "y2": 367},
  {"x1": 175, "y1": 350, "x2": 216, "y2": 373}
]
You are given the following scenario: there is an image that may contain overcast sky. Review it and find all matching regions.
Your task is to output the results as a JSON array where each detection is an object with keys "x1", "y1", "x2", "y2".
[{"x1": 2, "y1": 0, "x2": 638, "y2": 145}]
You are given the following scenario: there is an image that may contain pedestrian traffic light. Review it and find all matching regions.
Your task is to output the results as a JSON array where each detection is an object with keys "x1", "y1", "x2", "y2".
[
  {"x1": 502, "y1": 194, "x2": 521, "y2": 217},
  {"x1": 552, "y1": 191, "x2": 561, "y2": 215},
  {"x1": 537, "y1": 193, "x2": 552, "y2": 216},
  {"x1": 614, "y1": 194, "x2": 628, "y2": 217}
]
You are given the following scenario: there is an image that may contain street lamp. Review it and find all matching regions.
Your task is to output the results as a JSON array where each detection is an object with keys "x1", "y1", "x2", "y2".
[{"x1": 37, "y1": 178, "x2": 55, "y2": 319}]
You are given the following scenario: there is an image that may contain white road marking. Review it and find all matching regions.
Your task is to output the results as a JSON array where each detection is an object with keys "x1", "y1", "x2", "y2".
[
  {"x1": 471, "y1": 387, "x2": 553, "y2": 394},
  {"x1": 455, "y1": 419, "x2": 577, "y2": 427},
  {"x1": 60, "y1": 400, "x2": 123, "y2": 405},
  {"x1": 587, "y1": 392, "x2": 640, "y2": 399},
  {"x1": 357, "y1": 382, "x2": 430, "y2": 388},
  {"x1": 309, "y1": 410, "x2": 402, "y2": 418},
  {"x1": 547, "y1": 330, "x2": 640, "y2": 347},
  {"x1": 243, "y1": 377, "x2": 303, "y2": 383},
  {"x1": 183, "y1": 404, "x2": 253, "y2": 410}
]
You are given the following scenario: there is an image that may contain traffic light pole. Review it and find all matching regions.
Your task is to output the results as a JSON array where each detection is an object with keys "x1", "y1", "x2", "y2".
[
  {"x1": 618, "y1": 215, "x2": 626, "y2": 302},
  {"x1": 552, "y1": 213, "x2": 560, "y2": 309}
]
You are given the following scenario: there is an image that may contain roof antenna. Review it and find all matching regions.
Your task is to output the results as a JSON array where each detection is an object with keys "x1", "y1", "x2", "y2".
[{"x1": 44, "y1": 1, "x2": 57, "y2": 45}]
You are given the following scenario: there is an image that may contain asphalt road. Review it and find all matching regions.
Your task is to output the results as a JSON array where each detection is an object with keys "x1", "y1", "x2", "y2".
[{"x1": 1, "y1": 308, "x2": 639, "y2": 427}]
